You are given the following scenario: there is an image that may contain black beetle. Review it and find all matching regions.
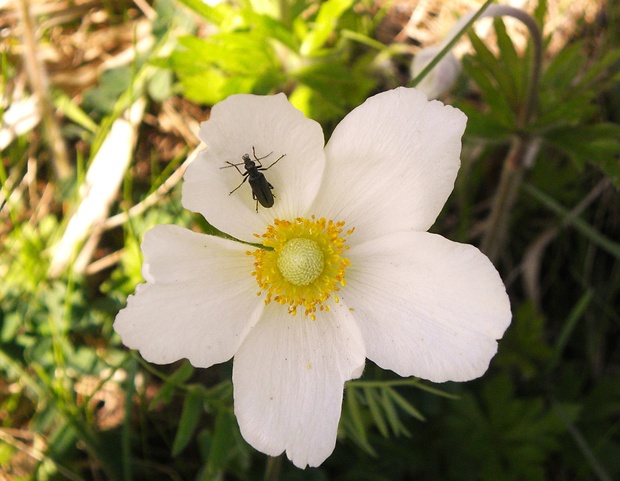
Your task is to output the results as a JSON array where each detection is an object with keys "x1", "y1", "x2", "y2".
[{"x1": 221, "y1": 147, "x2": 286, "y2": 212}]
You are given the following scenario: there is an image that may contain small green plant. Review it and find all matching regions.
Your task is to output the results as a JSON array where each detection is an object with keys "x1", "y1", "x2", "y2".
[{"x1": 153, "y1": 0, "x2": 386, "y2": 123}]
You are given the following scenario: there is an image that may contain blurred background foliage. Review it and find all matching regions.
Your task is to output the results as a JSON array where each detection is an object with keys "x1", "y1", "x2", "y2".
[{"x1": 1, "y1": 0, "x2": 619, "y2": 480}]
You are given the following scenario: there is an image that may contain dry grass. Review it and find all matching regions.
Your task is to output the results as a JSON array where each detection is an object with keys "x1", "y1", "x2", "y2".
[{"x1": 378, "y1": 0, "x2": 605, "y2": 53}]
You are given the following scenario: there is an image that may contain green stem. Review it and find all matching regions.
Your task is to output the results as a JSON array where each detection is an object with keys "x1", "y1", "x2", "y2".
[
  {"x1": 553, "y1": 401, "x2": 614, "y2": 481},
  {"x1": 409, "y1": 0, "x2": 494, "y2": 88},
  {"x1": 347, "y1": 378, "x2": 459, "y2": 399},
  {"x1": 522, "y1": 182, "x2": 620, "y2": 259},
  {"x1": 473, "y1": 7, "x2": 544, "y2": 260},
  {"x1": 264, "y1": 455, "x2": 282, "y2": 481},
  {"x1": 480, "y1": 137, "x2": 541, "y2": 261}
]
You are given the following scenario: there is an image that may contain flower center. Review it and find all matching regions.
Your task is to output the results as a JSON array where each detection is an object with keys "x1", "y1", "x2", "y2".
[
  {"x1": 277, "y1": 238, "x2": 324, "y2": 286},
  {"x1": 249, "y1": 217, "x2": 354, "y2": 320}
]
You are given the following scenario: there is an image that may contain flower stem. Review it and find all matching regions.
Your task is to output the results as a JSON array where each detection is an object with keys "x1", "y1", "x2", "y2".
[
  {"x1": 480, "y1": 137, "x2": 525, "y2": 260},
  {"x1": 480, "y1": 137, "x2": 541, "y2": 261},
  {"x1": 477, "y1": 8, "x2": 544, "y2": 261},
  {"x1": 264, "y1": 455, "x2": 282, "y2": 481}
]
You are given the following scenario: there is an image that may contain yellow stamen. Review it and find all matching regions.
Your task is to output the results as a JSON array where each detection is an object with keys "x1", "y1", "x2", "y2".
[{"x1": 249, "y1": 216, "x2": 353, "y2": 320}]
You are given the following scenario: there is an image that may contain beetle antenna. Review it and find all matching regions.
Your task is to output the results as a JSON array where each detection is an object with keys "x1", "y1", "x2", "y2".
[
  {"x1": 220, "y1": 161, "x2": 245, "y2": 169},
  {"x1": 252, "y1": 146, "x2": 274, "y2": 162},
  {"x1": 263, "y1": 154, "x2": 286, "y2": 170},
  {"x1": 221, "y1": 161, "x2": 246, "y2": 176}
]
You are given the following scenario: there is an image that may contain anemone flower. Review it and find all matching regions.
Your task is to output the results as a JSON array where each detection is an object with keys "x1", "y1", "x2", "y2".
[{"x1": 114, "y1": 87, "x2": 511, "y2": 468}]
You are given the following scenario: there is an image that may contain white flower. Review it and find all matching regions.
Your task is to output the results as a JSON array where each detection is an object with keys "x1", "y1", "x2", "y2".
[
  {"x1": 412, "y1": 46, "x2": 461, "y2": 99},
  {"x1": 114, "y1": 87, "x2": 511, "y2": 468}
]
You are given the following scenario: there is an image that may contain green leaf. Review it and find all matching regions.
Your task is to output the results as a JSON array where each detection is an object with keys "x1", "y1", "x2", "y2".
[
  {"x1": 205, "y1": 410, "x2": 236, "y2": 467},
  {"x1": 0, "y1": 442, "x2": 16, "y2": 466},
  {"x1": 535, "y1": 93, "x2": 598, "y2": 130},
  {"x1": 496, "y1": 301, "x2": 553, "y2": 379},
  {"x1": 149, "y1": 361, "x2": 195, "y2": 409},
  {"x1": 544, "y1": 123, "x2": 620, "y2": 185},
  {"x1": 54, "y1": 92, "x2": 98, "y2": 133},
  {"x1": 595, "y1": 156, "x2": 620, "y2": 188},
  {"x1": 385, "y1": 387, "x2": 425, "y2": 422},
  {"x1": 340, "y1": 389, "x2": 376, "y2": 456},
  {"x1": 381, "y1": 387, "x2": 409, "y2": 437},
  {"x1": 444, "y1": 375, "x2": 566, "y2": 481},
  {"x1": 345, "y1": 387, "x2": 371, "y2": 449},
  {"x1": 177, "y1": 33, "x2": 277, "y2": 75},
  {"x1": 461, "y1": 55, "x2": 517, "y2": 128},
  {"x1": 168, "y1": 31, "x2": 285, "y2": 104},
  {"x1": 293, "y1": 60, "x2": 374, "y2": 110},
  {"x1": 363, "y1": 387, "x2": 389, "y2": 437},
  {"x1": 82, "y1": 67, "x2": 133, "y2": 116},
  {"x1": 300, "y1": 0, "x2": 354, "y2": 55},
  {"x1": 456, "y1": 101, "x2": 513, "y2": 139},
  {"x1": 1, "y1": 313, "x2": 21, "y2": 342},
  {"x1": 546, "y1": 290, "x2": 593, "y2": 375},
  {"x1": 541, "y1": 41, "x2": 585, "y2": 91},
  {"x1": 172, "y1": 386, "x2": 205, "y2": 456},
  {"x1": 493, "y1": 17, "x2": 526, "y2": 102},
  {"x1": 468, "y1": 29, "x2": 518, "y2": 108},
  {"x1": 535, "y1": 42, "x2": 619, "y2": 131},
  {"x1": 147, "y1": 68, "x2": 174, "y2": 102},
  {"x1": 533, "y1": 0, "x2": 547, "y2": 25},
  {"x1": 241, "y1": 9, "x2": 299, "y2": 51},
  {"x1": 175, "y1": 0, "x2": 231, "y2": 25},
  {"x1": 576, "y1": 48, "x2": 620, "y2": 92}
]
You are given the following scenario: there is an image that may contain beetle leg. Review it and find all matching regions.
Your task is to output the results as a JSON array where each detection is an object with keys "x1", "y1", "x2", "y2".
[
  {"x1": 261, "y1": 154, "x2": 286, "y2": 171},
  {"x1": 229, "y1": 173, "x2": 249, "y2": 195}
]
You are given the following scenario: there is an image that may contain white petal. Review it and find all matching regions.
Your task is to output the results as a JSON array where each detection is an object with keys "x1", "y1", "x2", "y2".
[
  {"x1": 312, "y1": 87, "x2": 467, "y2": 243},
  {"x1": 182, "y1": 94, "x2": 325, "y2": 241},
  {"x1": 233, "y1": 303, "x2": 365, "y2": 468},
  {"x1": 114, "y1": 225, "x2": 262, "y2": 368},
  {"x1": 344, "y1": 231, "x2": 511, "y2": 383}
]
